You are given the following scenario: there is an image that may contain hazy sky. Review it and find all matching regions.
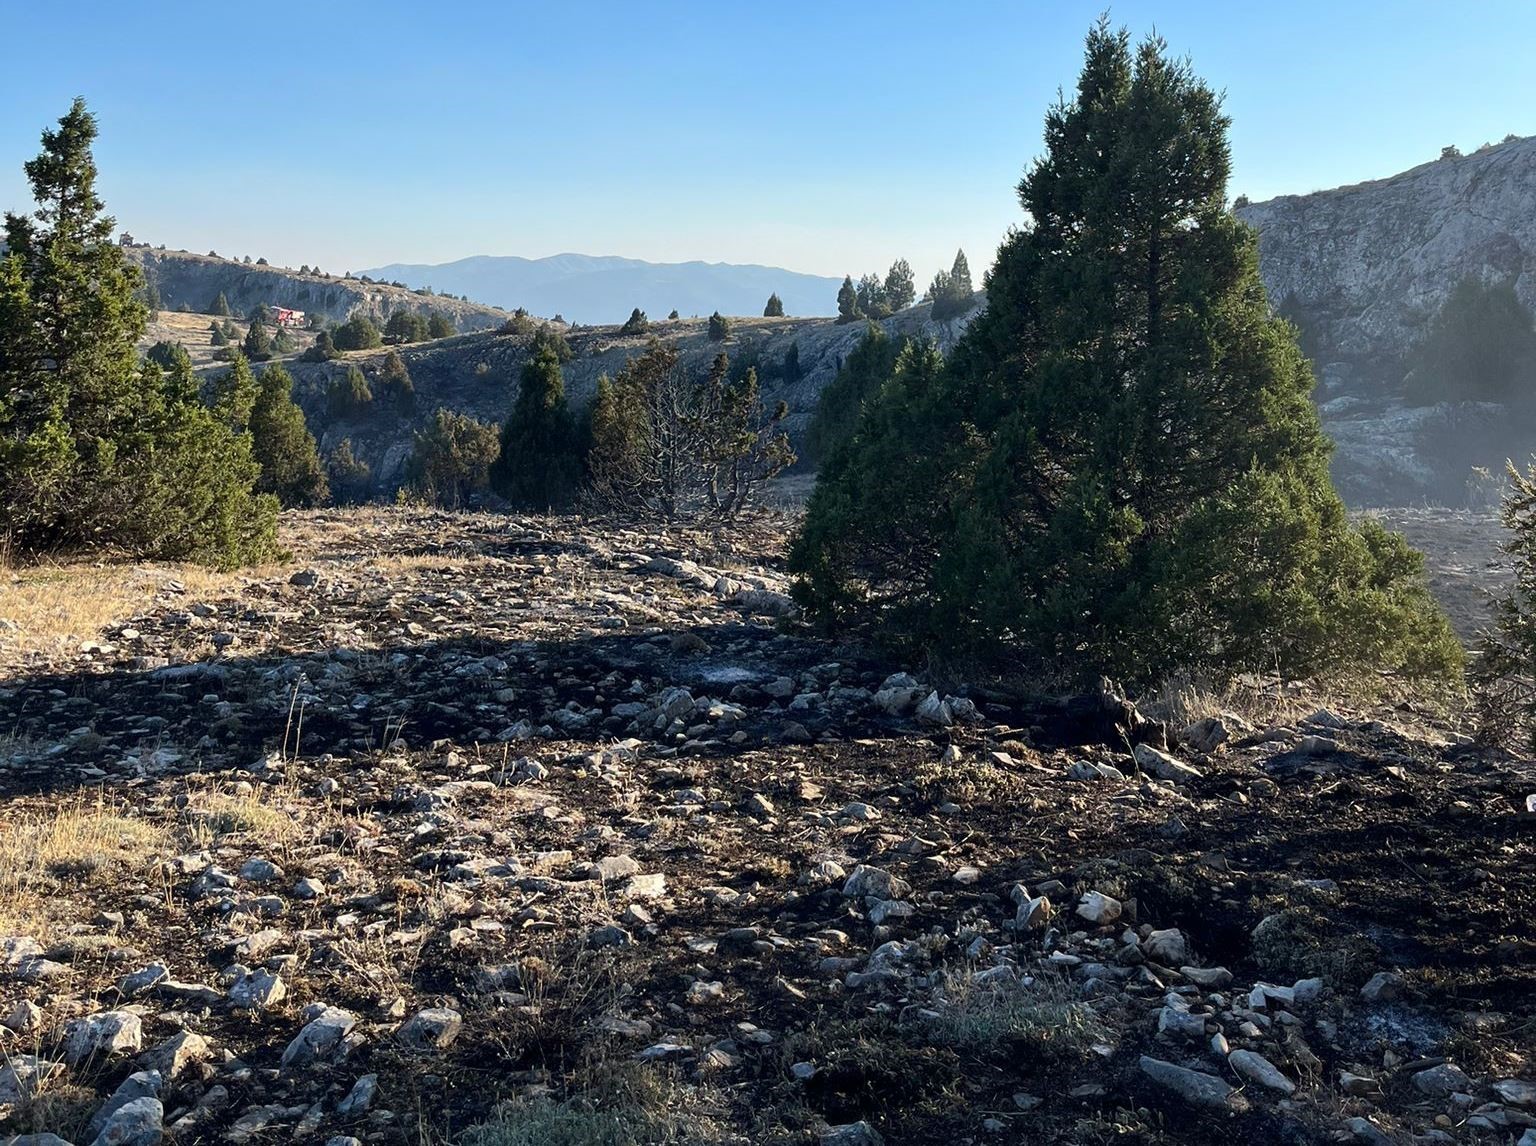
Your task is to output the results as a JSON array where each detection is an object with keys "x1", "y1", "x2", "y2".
[{"x1": 4, "y1": 1, "x2": 1533, "y2": 287}]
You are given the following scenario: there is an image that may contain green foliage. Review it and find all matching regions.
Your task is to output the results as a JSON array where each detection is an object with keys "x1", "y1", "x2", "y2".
[
  {"x1": 884, "y1": 258, "x2": 916, "y2": 312},
  {"x1": 836, "y1": 275, "x2": 860, "y2": 324},
  {"x1": 210, "y1": 290, "x2": 231, "y2": 316},
  {"x1": 619, "y1": 308, "x2": 649, "y2": 335},
  {"x1": 209, "y1": 355, "x2": 260, "y2": 430},
  {"x1": 427, "y1": 311, "x2": 454, "y2": 340},
  {"x1": 489, "y1": 344, "x2": 582, "y2": 509},
  {"x1": 585, "y1": 344, "x2": 793, "y2": 520},
  {"x1": 667, "y1": 309, "x2": 679, "y2": 320},
  {"x1": 242, "y1": 318, "x2": 273, "y2": 362},
  {"x1": 209, "y1": 321, "x2": 228, "y2": 347},
  {"x1": 530, "y1": 322, "x2": 574, "y2": 363},
  {"x1": 326, "y1": 438, "x2": 373, "y2": 505},
  {"x1": 272, "y1": 327, "x2": 295, "y2": 354},
  {"x1": 856, "y1": 273, "x2": 889, "y2": 320},
  {"x1": 789, "y1": 24, "x2": 1460, "y2": 688},
  {"x1": 1402, "y1": 277, "x2": 1536, "y2": 406},
  {"x1": 0, "y1": 101, "x2": 275, "y2": 565},
  {"x1": 803, "y1": 323, "x2": 907, "y2": 467},
  {"x1": 1474, "y1": 461, "x2": 1536, "y2": 745},
  {"x1": 929, "y1": 249, "x2": 976, "y2": 320},
  {"x1": 333, "y1": 313, "x2": 382, "y2": 351},
  {"x1": 763, "y1": 292, "x2": 784, "y2": 317},
  {"x1": 378, "y1": 350, "x2": 416, "y2": 414},
  {"x1": 301, "y1": 329, "x2": 338, "y2": 363},
  {"x1": 499, "y1": 308, "x2": 536, "y2": 337},
  {"x1": 327, "y1": 364, "x2": 373, "y2": 419},
  {"x1": 783, "y1": 341, "x2": 802, "y2": 384},
  {"x1": 405, "y1": 408, "x2": 500, "y2": 508},
  {"x1": 145, "y1": 341, "x2": 185, "y2": 371},
  {"x1": 707, "y1": 311, "x2": 732, "y2": 342},
  {"x1": 385, "y1": 310, "x2": 429, "y2": 344},
  {"x1": 248, "y1": 364, "x2": 327, "y2": 507}
]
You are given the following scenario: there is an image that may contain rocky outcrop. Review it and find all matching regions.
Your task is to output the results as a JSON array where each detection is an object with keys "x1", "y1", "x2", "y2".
[
  {"x1": 127, "y1": 248, "x2": 508, "y2": 333},
  {"x1": 1236, "y1": 134, "x2": 1536, "y2": 502},
  {"x1": 1236, "y1": 134, "x2": 1536, "y2": 391}
]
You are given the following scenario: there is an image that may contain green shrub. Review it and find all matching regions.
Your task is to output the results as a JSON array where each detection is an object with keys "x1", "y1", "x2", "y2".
[
  {"x1": 427, "y1": 311, "x2": 454, "y2": 339},
  {"x1": 1475, "y1": 460, "x2": 1536, "y2": 746},
  {"x1": 301, "y1": 329, "x2": 338, "y2": 363},
  {"x1": 788, "y1": 23, "x2": 1460, "y2": 688},
  {"x1": 405, "y1": 408, "x2": 500, "y2": 508},
  {"x1": 384, "y1": 310, "x2": 429, "y2": 344},
  {"x1": 327, "y1": 365, "x2": 373, "y2": 419},
  {"x1": 763, "y1": 293, "x2": 784, "y2": 318},
  {"x1": 619, "y1": 308, "x2": 649, "y2": 335},
  {"x1": 326, "y1": 438, "x2": 372, "y2": 505},
  {"x1": 707, "y1": 311, "x2": 731, "y2": 341},
  {"x1": 803, "y1": 322, "x2": 906, "y2": 467},
  {"x1": 210, "y1": 291, "x2": 231, "y2": 316},
  {"x1": 333, "y1": 313, "x2": 382, "y2": 351},
  {"x1": 378, "y1": 350, "x2": 415, "y2": 414},
  {"x1": 1402, "y1": 277, "x2": 1536, "y2": 406}
]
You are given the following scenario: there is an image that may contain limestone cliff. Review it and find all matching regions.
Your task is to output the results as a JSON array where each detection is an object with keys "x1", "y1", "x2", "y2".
[{"x1": 127, "y1": 248, "x2": 509, "y2": 333}]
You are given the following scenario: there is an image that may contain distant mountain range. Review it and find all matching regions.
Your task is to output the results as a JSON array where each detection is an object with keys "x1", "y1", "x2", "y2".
[{"x1": 355, "y1": 253, "x2": 845, "y2": 323}]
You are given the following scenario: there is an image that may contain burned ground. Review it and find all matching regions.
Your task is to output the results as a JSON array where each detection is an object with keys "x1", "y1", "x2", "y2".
[{"x1": 0, "y1": 509, "x2": 1532, "y2": 1146}]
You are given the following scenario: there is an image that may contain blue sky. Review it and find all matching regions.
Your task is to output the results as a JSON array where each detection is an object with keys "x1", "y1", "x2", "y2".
[{"x1": 3, "y1": 1, "x2": 1533, "y2": 288}]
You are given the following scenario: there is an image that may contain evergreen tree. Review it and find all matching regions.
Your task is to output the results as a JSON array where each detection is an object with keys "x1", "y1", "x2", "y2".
[
  {"x1": 145, "y1": 341, "x2": 185, "y2": 371},
  {"x1": 884, "y1": 259, "x2": 916, "y2": 311},
  {"x1": 0, "y1": 100, "x2": 275, "y2": 564},
  {"x1": 209, "y1": 354, "x2": 260, "y2": 431},
  {"x1": 248, "y1": 364, "x2": 328, "y2": 506},
  {"x1": 855, "y1": 273, "x2": 889, "y2": 320},
  {"x1": 948, "y1": 249, "x2": 972, "y2": 298},
  {"x1": 333, "y1": 313, "x2": 382, "y2": 351},
  {"x1": 835, "y1": 275, "x2": 861, "y2": 324},
  {"x1": 301, "y1": 328, "x2": 338, "y2": 363},
  {"x1": 378, "y1": 350, "x2": 416, "y2": 414},
  {"x1": 668, "y1": 309, "x2": 680, "y2": 320},
  {"x1": 210, "y1": 290, "x2": 231, "y2": 316},
  {"x1": 803, "y1": 323, "x2": 907, "y2": 466},
  {"x1": 764, "y1": 293, "x2": 785, "y2": 317},
  {"x1": 243, "y1": 317, "x2": 273, "y2": 361},
  {"x1": 327, "y1": 364, "x2": 374, "y2": 418},
  {"x1": 1402, "y1": 277, "x2": 1536, "y2": 406},
  {"x1": 929, "y1": 249, "x2": 977, "y2": 321},
  {"x1": 708, "y1": 311, "x2": 732, "y2": 341},
  {"x1": 405, "y1": 408, "x2": 500, "y2": 508},
  {"x1": 783, "y1": 341, "x2": 802, "y2": 384},
  {"x1": 209, "y1": 321, "x2": 228, "y2": 347},
  {"x1": 385, "y1": 310, "x2": 429, "y2": 344},
  {"x1": 427, "y1": 311, "x2": 454, "y2": 340},
  {"x1": 530, "y1": 322, "x2": 574, "y2": 363},
  {"x1": 620, "y1": 307, "x2": 650, "y2": 335},
  {"x1": 489, "y1": 344, "x2": 582, "y2": 508},
  {"x1": 326, "y1": 438, "x2": 373, "y2": 505},
  {"x1": 789, "y1": 23, "x2": 1459, "y2": 686}
]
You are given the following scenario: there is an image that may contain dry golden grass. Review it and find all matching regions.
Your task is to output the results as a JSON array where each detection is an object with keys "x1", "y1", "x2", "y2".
[
  {"x1": 0, "y1": 796, "x2": 171, "y2": 941},
  {"x1": 0, "y1": 557, "x2": 279, "y2": 670},
  {"x1": 181, "y1": 786, "x2": 308, "y2": 853}
]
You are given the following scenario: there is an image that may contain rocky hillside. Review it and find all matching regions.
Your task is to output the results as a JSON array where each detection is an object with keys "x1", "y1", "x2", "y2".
[
  {"x1": 1237, "y1": 136, "x2": 1536, "y2": 504},
  {"x1": 0, "y1": 509, "x2": 1530, "y2": 1146},
  {"x1": 287, "y1": 301, "x2": 982, "y2": 491},
  {"x1": 1237, "y1": 135, "x2": 1536, "y2": 390},
  {"x1": 127, "y1": 249, "x2": 510, "y2": 333}
]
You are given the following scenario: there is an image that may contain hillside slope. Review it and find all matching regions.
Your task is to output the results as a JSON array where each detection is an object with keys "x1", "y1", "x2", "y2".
[
  {"x1": 358, "y1": 252, "x2": 846, "y2": 323},
  {"x1": 127, "y1": 248, "x2": 510, "y2": 332},
  {"x1": 286, "y1": 301, "x2": 982, "y2": 491}
]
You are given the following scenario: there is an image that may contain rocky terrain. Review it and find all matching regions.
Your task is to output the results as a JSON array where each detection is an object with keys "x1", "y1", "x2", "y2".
[
  {"x1": 127, "y1": 249, "x2": 509, "y2": 334},
  {"x1": 1238, "y1": 134, "x2": 1536, "y2": 504},
  {"x1": 0, "y1": 508, "x2": 1532, "y2": 1146}
]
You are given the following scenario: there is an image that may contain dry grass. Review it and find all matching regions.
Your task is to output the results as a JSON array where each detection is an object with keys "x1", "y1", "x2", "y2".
[
  {"x1": 0, "y1": 796, "x2": 171, "y2": 940},
  {"x1": 917, "y1": 968, "x2": 1110, "y2": 1061},
  {"x1": 0, "y1": 559, "x2": 255, "y2": 669},
  {"x1": 180, "y1": 785, "x2": 309, "y2": 854}
]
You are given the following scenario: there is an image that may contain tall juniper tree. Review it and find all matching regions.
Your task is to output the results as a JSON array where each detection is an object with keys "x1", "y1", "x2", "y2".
[
  {"x1": 490, "y1": 343, "x2": 582, "y2": 509},
  {"x1": 789, "y1": 23, "x2": 1459, "y2": 686},
  {"x1": 0, "y1": 99, "x2": 275, "y2": 563}
]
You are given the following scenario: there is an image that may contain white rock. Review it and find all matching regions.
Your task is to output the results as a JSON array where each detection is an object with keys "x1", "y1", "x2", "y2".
[
  {"x1": 1075, "y1": 891, "x2": 1122, "y2": 925},
  {"x1": 1133, "y1": 743, "x2": 1203, "y2": 782},
  {"x1": 1229, "y1": 1050, "x2": 1295, "y2": 1094}
]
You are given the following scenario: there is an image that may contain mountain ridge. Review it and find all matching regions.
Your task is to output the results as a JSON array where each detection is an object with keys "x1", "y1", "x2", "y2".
[{"x1": 357, "y1": 252, "x2": 846, "y2": 323}]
